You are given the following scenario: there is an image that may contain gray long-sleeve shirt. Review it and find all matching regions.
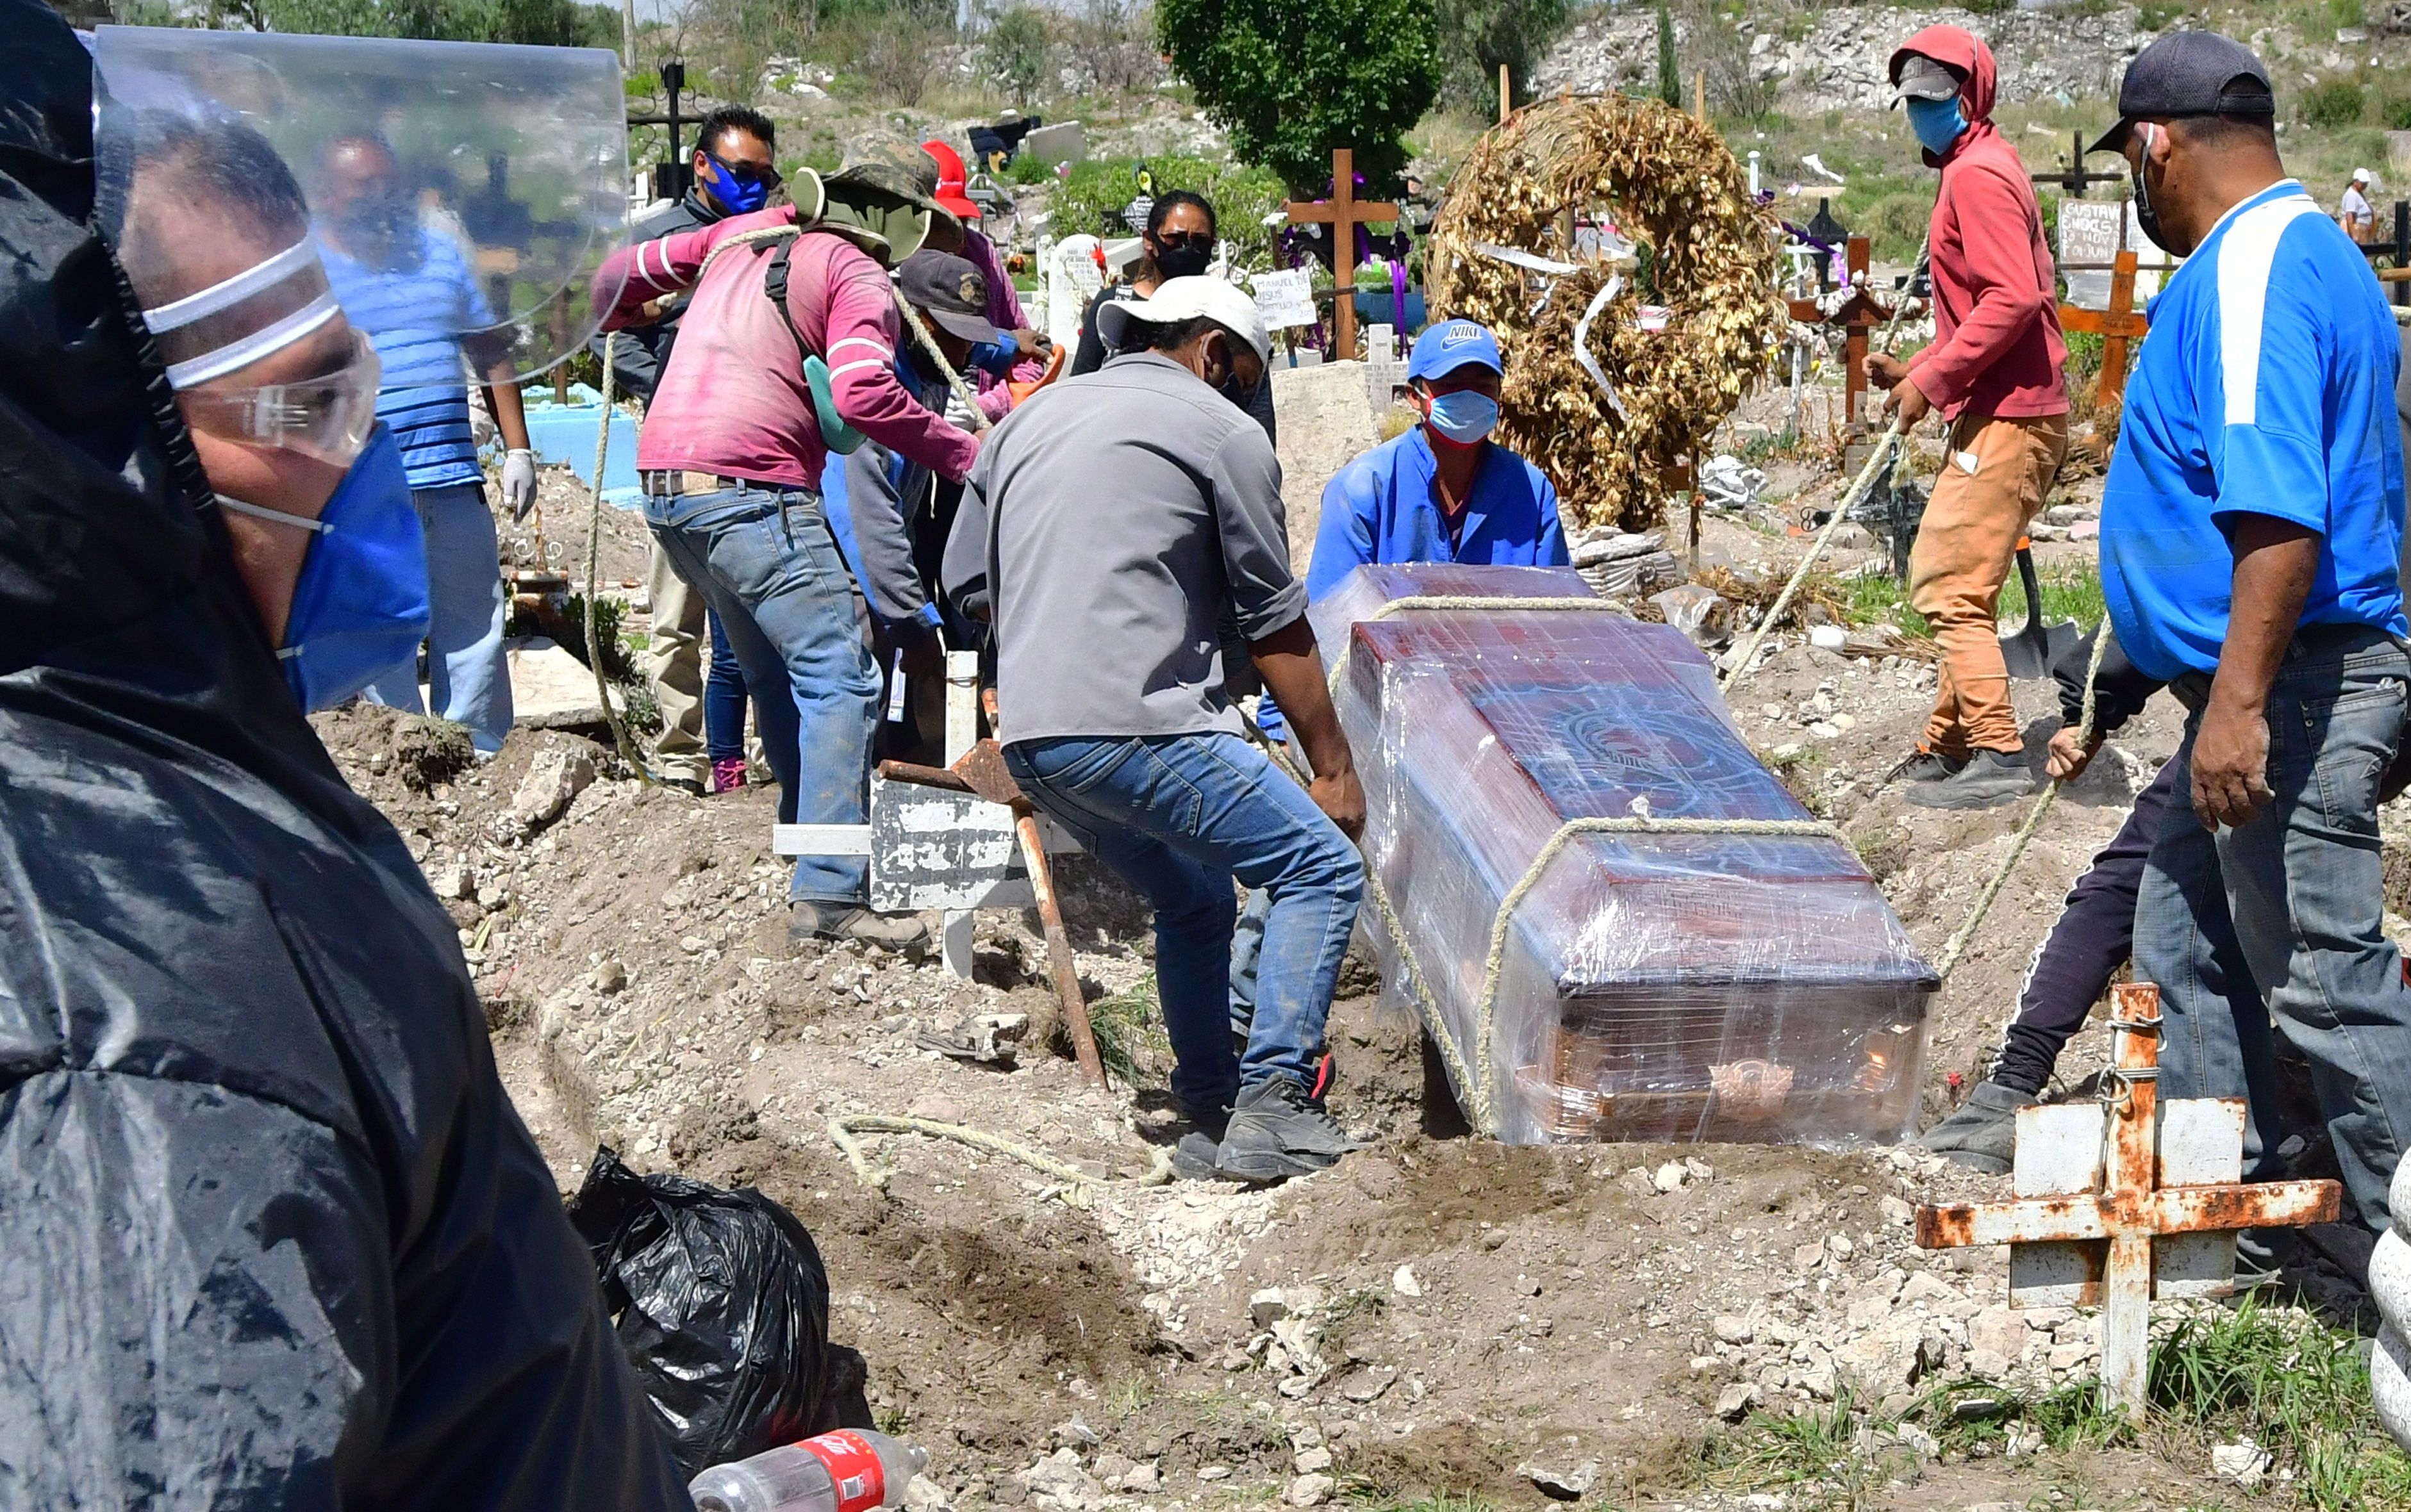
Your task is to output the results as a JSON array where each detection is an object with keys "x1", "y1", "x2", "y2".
[{"x1": 943, "y1": 352, "x2": 1302, "y2": 744}]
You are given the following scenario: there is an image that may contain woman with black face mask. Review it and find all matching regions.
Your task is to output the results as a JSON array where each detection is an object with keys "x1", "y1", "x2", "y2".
[{"x1": 1072, "y1": 189, "x2": 1275, "y2": 443}]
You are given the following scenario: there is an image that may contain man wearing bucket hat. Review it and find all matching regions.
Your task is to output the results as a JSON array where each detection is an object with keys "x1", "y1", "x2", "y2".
[
  {"x1": 592, "y1": 145, "x2": 981, "y2": 950},
  {"x1": 942, "y1": 278, "x2": 1368, "y2": 1185},
  {"x1": 1866, "y1": 26, "x2": 2071, "y2": 812},
  {"x1": 2092, "y1": 29, "x2": 2411, "y2": 1242}
]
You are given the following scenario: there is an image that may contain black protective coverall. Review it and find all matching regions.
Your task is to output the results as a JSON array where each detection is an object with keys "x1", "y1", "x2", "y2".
[{"x1": 0, "y1": 12, "x2": 686, "y2": 1508}]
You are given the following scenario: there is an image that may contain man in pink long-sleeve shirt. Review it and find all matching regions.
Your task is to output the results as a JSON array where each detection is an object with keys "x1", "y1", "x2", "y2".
[
  {"x1": 1868, "y1": 26, "x2": 2073, "y2": 811},
  {"x1": 595, "y1": 200, "x2": 978, "y2": 946}
]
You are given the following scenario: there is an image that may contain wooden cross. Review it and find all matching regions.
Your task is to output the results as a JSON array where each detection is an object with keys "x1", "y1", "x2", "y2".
[
  {"x1": 1284, "y1": 147, "x2": 1400, "y2": 365},
  {"x1": 1784, "y1": 234, "x2": 1885, "y2": 427},
  {"x1": 2058, "y1": 249, "x2": 2148, "y2": 412},
  {"x1": 1916, "y1": 982, "x2": 2341, "y2": 1422}
]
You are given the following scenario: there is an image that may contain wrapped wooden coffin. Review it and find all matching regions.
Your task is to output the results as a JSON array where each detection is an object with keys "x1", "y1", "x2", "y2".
[{"x1": 1311, "y1": 564, "x2": 1935, "y2": 1146}]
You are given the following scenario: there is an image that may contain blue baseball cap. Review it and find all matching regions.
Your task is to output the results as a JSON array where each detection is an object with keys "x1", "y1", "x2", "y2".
[{"x1": 1408, "y1": 318, "x2": 1503, "y2": 381}]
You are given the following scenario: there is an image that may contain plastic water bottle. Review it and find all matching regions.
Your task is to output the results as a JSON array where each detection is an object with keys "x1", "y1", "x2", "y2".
[{"x1": 688, "y1": 1428, "x2": 929, "y2": 1512}]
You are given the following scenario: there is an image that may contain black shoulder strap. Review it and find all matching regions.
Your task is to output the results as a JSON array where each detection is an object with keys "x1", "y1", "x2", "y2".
[{"x1": 762, "y1": 233, "x2": 813, "y2": 356}]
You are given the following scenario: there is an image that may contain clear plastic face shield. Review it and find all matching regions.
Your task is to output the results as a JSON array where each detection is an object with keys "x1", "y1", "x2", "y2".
[{"x1": 94, "y1": 26, "x2": 630, "y2": 441}]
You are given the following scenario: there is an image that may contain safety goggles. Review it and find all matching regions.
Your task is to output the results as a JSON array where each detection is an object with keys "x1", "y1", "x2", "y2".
[
  {"x1": 176, "y1": 326, "x2": 384, "y2": 466},
  {"x1": 707, "y1": 151, "x2": 783, "y2": 192}
]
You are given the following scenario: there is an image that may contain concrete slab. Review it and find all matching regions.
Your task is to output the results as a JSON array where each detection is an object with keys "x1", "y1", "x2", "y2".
[
  {"x1": 508, "y1": 637, "x2": 619, "y2": 728},
  {"x1": 1272, "y1": 360, "x2": 1386, "y2": 577}
]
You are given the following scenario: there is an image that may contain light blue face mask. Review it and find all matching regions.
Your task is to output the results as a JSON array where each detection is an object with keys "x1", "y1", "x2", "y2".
[
  {"x1": 1425, "y1": 389, "x2": 1500, "y2": 445},
  {"x1": 217, "y1": 423, "x2": 431, "y2": 711},
  {"x1": 1906, "y1": 96, "x2": 1968, "y2": 156}
]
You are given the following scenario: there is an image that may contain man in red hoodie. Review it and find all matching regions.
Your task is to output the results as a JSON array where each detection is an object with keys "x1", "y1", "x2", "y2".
[{"x1": 1868, "y1": 28, "x2": 2071, "y2": 810}]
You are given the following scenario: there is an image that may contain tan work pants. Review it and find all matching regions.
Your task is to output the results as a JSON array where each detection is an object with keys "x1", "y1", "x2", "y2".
[
  {"x1": 1907, "y1": 411, "x2": 2069, "y2": 757},
  {"x1": 643, "y1": 536, "x2": 710, "y2": 784}
]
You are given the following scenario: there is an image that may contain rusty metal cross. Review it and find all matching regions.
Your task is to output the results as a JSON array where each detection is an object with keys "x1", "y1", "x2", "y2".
[
  {"x1": 1284, "y1": 148, "x2": 1400, "y2": 366},
  {"x1": 1916, "y1": 982, "x2": 2341, "y2": 1421}
]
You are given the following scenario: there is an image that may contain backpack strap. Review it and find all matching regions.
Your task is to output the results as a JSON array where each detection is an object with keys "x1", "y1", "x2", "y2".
[{"x1": 762, "y1": 234, "x2": 867, "y2": 456}]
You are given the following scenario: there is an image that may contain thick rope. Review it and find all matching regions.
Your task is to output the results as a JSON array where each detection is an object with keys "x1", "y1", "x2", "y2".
[
  {"x1": 1325, "y1": 594, "x2": 1624, "y2": 696},
  {"x1": 888, "y1": 283, "x2": 991, "y2": 434},
  {"x1": 1718, "y1": 420, "x2": 1909, "y2": 694},
  {"x1": 828, "y1": 1113, "x2": 1172, "y2": 1207},
  {"x1": 1931, "y1": 618, "x2": 2114, "y2": 981},
  {"x1": 586, "y1": 332, "x2": 656, "y2": 780},
  {"x1": 1874, "y1": 236, "x2": 1929, "y2": 356}
]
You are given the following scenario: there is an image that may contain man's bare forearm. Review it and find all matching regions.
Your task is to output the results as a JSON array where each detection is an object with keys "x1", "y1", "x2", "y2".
[
  {"x1": 2212, "y1": 515, "x2": 2319, "y2": 714},
  {"x1": 1250, "y1": 617, "x2": 1353, "y2": 781}
]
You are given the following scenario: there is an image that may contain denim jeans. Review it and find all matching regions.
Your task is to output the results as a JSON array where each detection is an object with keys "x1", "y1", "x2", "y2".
[
  {"x1": 703, "y1": 611, "x2": 752, "y2": 764},
  {"x1": 1005, "y1": 732, "x2": 1364, "y2": 1119},
  {"x1": 646, "y1": 485, "x2": 880, "y2": 904},
  {"x1": 2135, "y1": 627, "x2": 2411, "y2": 1231},
  {"x1": 365, "y1": 482, "x2": 513, "y2": 752}
]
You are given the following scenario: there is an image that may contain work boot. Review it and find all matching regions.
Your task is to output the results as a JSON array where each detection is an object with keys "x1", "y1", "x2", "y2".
[
  {"x1": 661, "y1": 774, "x2": 708, "y2": 798},
  {"x1": 1903, "y1": 748, "x2": 2033, "y2": 810},
  {"x1": 1214, "y1": 1076, "x2": 1361, "y2": 1184},
  {"x1": 711, "y1": 757, "x2": 749, "y2": 794},
  {"x1": 790, "y1": 900, "x2": 932, "y2": 951},
  {"x1": 1885, "y1": 746, "x2": 1969, "y2": 786},
  {"x1": 1170, "y1": 1104, "x2": 1231, "y2": 1181},
  {"x1": 1917, "y1": 1078, "x2": 2032, "y2": 1174}
]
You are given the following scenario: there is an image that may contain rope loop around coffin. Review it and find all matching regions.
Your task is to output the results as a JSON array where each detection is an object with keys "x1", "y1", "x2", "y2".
[{"x1": 1368, "y1": 811, "x2": 1844, "y2": 1138}]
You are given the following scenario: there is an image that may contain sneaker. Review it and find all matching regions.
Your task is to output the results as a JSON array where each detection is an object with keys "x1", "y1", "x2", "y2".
[
  {"x1": 1886, "y1": 746, "x2": 1969, "y2": 785},
  {"x1": 1916, "y1": 1078, "x2": 2033, "y2": 1174},
  {"x1": 660, "y1": 775, "x2": 708, "y2": 798},
  {"x1": 711, "y1": 757, "x2": 749, "y2": 794},
  {"x1": 1214, "y1": 1076, "x2": 1361, "y2": 1184},
  {"x1": 789, "y1": 900, "x2": 932, "y2": 950},
  {"x1": 1903, "y1": 748, "x2": 2034, "y2": 810}
]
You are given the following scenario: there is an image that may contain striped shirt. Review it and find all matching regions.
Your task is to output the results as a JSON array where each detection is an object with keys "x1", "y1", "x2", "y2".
[
  {"x1": 2100, "y1": 179, "x2": 2408, "y2": 680},
  {"x1": 319, "y1": 224, "x2": 495, "y2": 490}
]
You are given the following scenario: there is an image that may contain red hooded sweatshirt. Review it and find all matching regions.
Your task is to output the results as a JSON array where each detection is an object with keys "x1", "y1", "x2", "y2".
[{"x1": 1890, "y1": 27, "x2": 2068, "y2": 419}]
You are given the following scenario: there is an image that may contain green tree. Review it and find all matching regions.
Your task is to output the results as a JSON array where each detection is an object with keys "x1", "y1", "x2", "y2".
[
  {"x1": 1159, "y1": 0, "x2": 1440, "y2": 195},
  {"x1": 984, "y1": 4, "x2": 1054, "y2": 108},
  {"x1": 1432, "y1": 0, "x2": 1571, "y2": 117},
  {"x1": 1655, "y1": 0, "x2": 1680, "y2": 109}
]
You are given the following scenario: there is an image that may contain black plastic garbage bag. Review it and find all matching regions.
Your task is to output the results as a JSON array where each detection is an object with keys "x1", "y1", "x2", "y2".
[{"x1": 568, "y1": 1147, "x2": 840, "y2": 1474}]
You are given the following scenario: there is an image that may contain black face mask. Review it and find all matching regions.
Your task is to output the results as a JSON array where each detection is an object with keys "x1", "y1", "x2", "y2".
[{"x1": 1153, "y1": 240, "x2": 1214, "y2": 281}]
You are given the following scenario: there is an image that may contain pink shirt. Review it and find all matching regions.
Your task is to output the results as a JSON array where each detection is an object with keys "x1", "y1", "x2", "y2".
[{"x1": 593, "y1": 208, "x2": 980, "y2": 487}]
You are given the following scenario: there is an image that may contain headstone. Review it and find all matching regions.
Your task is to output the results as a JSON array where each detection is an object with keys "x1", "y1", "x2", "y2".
[
  {"x1": 1363, "y1": 322, "x2": 1401, "y2": 411},
  {"x1": 1020, "y1": 120, "x2": 1085, "y2": 167},
  {"x1": 1271, "y1": 362, "x2": 1380, "y2": 575},
  {"x1": 867, "y1": 780, "x2": 1030, "y2": 913},
  {"x1": 2057, "y1": 201, "x2": 2124, "y2": 310},
  {"x1": 1044, "y1": 234, "x2": 1103, "y2": 354},
  {"x1": 1251, "y1": 267, "x2": 1318, "y2": 332}
]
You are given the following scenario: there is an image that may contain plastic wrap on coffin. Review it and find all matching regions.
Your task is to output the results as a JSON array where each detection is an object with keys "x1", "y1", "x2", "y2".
[{"x1": 1320, "y1": 564, "x2": 1936, "y2": 1146}]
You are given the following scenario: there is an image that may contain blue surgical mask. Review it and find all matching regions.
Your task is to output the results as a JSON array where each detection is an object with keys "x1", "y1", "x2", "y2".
[
  {"x1": 1425, "y1": 390, "x2": 1500, "y2": 446},
  {"x1": 703, "y1": 152, "x2": 771, "y2": 215},
  {"x1": 1906, "y1": 96, "x2": 1968, "y2": 156},
  {"x1": 217, "y1": 423, "x2": 431, "y2": 711}
]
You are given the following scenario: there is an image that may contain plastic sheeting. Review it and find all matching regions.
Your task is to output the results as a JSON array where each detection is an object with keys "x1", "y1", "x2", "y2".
[{"x1": 1316, "y1": 564, "x2": 1935, "y2": 1146}]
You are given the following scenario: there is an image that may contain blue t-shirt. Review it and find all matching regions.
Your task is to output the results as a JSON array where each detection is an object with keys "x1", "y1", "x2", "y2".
[
  {"x1": 2100, "y1": 180, "x2": 2407, "y2": 681},
  {"x1": 319, "y1": 224, "x2": 498, "y2": 491},
  {"x1": 1305, "y1": 427, "x2": 1568, "y2": 598},
  {"x1": 1261, "y1": 427, "x2": 1568, "y2": 737}
]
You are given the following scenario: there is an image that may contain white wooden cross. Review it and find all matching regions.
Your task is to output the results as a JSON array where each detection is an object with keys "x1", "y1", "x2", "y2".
[{"x1": 1916, "y1": 982, "x2": 2342, "y2": 1420}]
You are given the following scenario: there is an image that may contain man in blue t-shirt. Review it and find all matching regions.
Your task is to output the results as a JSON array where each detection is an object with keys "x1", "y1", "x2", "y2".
[
  {"x1": 1234, "y1": 318, "x2": 1565, "y2": 1048},
  {"x1": 317, "y1": 133, "x2": 534, "y2": 753},
  {"x1": 2096, "y1": 30, "x2": 2411, "y2": 1240}
]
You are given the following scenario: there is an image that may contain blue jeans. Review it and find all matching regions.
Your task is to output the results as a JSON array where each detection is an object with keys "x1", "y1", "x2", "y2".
[
  {"x1": 646, "y1": 486, "x2": 879, "y2": 905},
  {"x1": 1005, "y1": 732, "x2": 1364, "y2": 1119},
  {"x1": 2135, "y1": 627, "x2": 2411, "y2": 1231},
  {"x1": 365, "y1": 482, "x2": 513, "y2": 752},
  {"x1": 704, "y1": 611, "x2": 751, "y2": 764}
]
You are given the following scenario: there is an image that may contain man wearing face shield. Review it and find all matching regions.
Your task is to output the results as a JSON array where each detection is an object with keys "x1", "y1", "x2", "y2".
[
  {"x1": 2094, "y1": 30, "x2": 2411, "y2": 1243},
  {"x1": 941, "y1": 279, "x2": 1367, "y2": 1185},
  {"x1": 313, "y1": 131, "x2": 534, "y2": 755},
  {"x1": 0, "y1": 10, "x2": 686, "y2": 1505}
]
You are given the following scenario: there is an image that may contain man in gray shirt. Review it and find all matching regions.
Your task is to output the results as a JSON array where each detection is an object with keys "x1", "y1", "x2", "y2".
[{"x1": 944, "y1": 279, "x2": 1367, "y2": 1183}]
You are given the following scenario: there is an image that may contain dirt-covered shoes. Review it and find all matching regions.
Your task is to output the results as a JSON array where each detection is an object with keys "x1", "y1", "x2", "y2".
[
  {"x1": 1213, "y1": 1076, "x2": 1361, "y2": 1184},
  {"x1": 1916, "y1": 1077, "x2": 2032, "y2": 1174}
]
